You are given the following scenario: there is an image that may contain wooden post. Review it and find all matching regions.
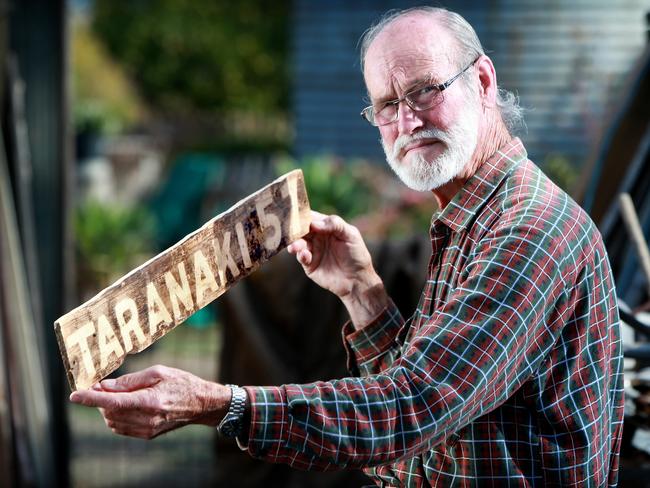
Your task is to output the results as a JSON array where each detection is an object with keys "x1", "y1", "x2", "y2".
[
  {"x1": 55, "y1": 170, "x2": 311, "y2": 391},
  {"x1": 619, "y1": 192, "x2": 650, "y2": 299},
  {"x1": 0, "y1": 122, "x2": 55, "y2": 487}
]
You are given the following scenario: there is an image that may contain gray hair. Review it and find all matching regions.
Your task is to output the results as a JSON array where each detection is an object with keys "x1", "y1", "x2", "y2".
[{"x1": 359, "y1": 7, "x2": 525, "y2": 135}]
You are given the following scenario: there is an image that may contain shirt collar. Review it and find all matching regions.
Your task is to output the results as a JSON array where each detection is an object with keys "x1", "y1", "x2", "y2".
[{"x1": 432, "y1": 137, "x2": 527, "y2": 233}]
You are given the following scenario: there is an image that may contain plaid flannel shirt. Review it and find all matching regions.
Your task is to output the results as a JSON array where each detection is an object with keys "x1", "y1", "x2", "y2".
[{"x1": 242, "y1": 138, "x2": 624, "y2": 487}]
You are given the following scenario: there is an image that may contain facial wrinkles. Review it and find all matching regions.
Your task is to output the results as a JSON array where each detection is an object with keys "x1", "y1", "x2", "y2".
[
  {"x1": 369, "y1": 48, "x2": 444, "y2": 103},
  {"x1": 368, "y1": 16, "x2": 479, "y2": 191}
]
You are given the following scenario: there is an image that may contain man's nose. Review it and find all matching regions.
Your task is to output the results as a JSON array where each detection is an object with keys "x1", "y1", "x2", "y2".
[{"x1": 396, "y1": 101, "x2": 424, "y2": 135}]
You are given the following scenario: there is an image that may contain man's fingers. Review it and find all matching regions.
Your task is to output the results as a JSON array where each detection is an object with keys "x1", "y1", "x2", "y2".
[
  {"x1": 288, "y1": 238, "x2": 314, "y2": 266},
  {"x1": 310, "y1": 214, "x2": 348, "y2": 238},
  {"x1": 287, "y1": 238, "x2": 307, "y2": 254},
  {"x1": 289, "y1": 212, "x2": 337, "y2": 247},
  {"x1": 70, "y1": 389, "x2": 112, "y2": 408},
  {"x1": 289, "y1": 213, "x2": 352, "y2": 255},
  {"x1": 309, "y1": 210, "x2": 329, "y2": 221},
  {"x1": 70, "y1": 388, "x2": 147, "y2": 410},
  {"x1": 100, "y1": 366, "x2": 163, "y2": 392},
  {"x1": 112, "y1": 423, "x2": 173, "y2": 440},
  {"x1": 108, "y1": 422, "x2": 154, "y2": 439},
  {"x1": 297, "y1": 249, "x2": 312, "y2": 266},
  {"x1": 104, "y1": 410, "x2": 162, "y2": 428}
]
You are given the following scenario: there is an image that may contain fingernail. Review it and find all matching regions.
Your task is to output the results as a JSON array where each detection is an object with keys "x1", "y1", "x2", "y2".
[
  {"x1": 101, "y1": 379, "x2": 116, "y2": 389},
  {"x1": 92, "y1": 383, "x2": 102, "y2": 390},
  {"x1": 69, "y1": 392, "x2": 79, "y2": 402}
]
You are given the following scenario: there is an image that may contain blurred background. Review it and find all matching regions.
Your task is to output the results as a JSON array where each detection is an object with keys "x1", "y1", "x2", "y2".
[{"x1": 1, "y1": 0, "x2": 649, "y2": 486}]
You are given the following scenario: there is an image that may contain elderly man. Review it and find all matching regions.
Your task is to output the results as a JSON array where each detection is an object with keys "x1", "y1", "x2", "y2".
[{"x1": 71, "y1": 6, "x2": 624, "y2": 486}]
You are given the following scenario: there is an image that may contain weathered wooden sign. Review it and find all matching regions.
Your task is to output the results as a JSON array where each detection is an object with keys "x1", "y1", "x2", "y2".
[{"x1": 55, "y1": 170, "x2": 311, "y2": 391}]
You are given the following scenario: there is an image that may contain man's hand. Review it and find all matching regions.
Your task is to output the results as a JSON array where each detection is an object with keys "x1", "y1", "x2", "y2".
[
  {"x1": 287, "y1": 211, "x2": 389, "y2": 329},
  {"x1": 69, "y1": 365, "x2": 230, "y2": 439}
]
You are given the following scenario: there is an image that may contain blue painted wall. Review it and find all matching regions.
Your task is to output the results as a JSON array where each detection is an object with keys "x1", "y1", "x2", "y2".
[{"x1": 292, "y1": 0, "x2": 649, "y2": 169}]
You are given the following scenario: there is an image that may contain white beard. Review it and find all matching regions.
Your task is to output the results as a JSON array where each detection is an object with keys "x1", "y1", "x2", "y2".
[{"x1": 381, "y1": 99, "x2": 480, "y2": 192}]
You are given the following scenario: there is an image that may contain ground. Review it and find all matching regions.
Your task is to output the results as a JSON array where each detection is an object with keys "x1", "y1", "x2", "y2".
[{"x1": 68, "y1": 322, "x2": 221, "y2": 487}]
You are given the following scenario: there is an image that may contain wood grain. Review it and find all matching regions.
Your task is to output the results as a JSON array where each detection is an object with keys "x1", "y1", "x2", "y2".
[
  {"x1": 55, "y1": 170, "x2": 311, "y2": 391},
  {"x1": 1, "y1": 116, "x2": 54, "y2": 485}
]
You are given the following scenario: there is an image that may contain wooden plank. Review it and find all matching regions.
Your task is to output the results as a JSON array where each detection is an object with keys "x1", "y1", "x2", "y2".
[
  {"x1": 0, "y1": 14, "x2": 15, "y2": 484},
  {"x1": 55, "y1": 169, "x2": 311, "y2": 391},
  {"x1": 7, "y1": 55, "x2": 46, "y2": 340},
  {"x1": 0, "y1": 122, "x2": 54, "y2": 486},
  {"x1": 0, "y1": 314, "x2": 15, "y2": 488}
]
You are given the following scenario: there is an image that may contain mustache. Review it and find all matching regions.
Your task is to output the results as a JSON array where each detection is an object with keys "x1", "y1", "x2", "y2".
[{"x1": 391, "y1": 129, "x2": 449, "y2": 159}]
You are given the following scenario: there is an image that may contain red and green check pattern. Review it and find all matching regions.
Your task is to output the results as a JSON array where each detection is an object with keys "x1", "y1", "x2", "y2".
[{"x1": 243, "y1": 139, "x2": 624, "y2": 487}]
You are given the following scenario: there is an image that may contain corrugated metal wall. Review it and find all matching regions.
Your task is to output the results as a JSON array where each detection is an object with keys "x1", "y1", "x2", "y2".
[{"x1": 293, "y1": 0, "x2": 649, "y2": 169}]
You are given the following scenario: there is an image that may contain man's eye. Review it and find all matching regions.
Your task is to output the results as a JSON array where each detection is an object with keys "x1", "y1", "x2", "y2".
[
  {"x1": 376, "y1": 101, "x2": 396, "y2": 112},
  {"x1": 417, "y1": 85, "x2": 437, "y2": 96}
]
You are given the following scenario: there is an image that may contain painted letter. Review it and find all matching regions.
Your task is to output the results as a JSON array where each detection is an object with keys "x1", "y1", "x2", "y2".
[
  {"x1": 97, "y1": 314, "x2": 124, "y2": 369},
  {"x1": 256, "y1": 192, "x2": 281, "y2": 251},
  {"x1": 193, "y1": 249, "x2": 219, "y2": 307},
  {"x1": 66, "y1": 321, "x2": 96, "y2": 377},
  {"x1": 235, "y1": 221, "x2": 252, "y2": 269},
  {"x1": 164, "y1": 262, "x2": 195, "y2": 320},
  {"x1": 146, "y1": 281, "x2": 172, "y2": 335},
  {"x1": 115, "y1": 297, "x2": 146, "y2": 353},
  {"x1": 281, "y1": 176, "x2": 300, "y2": 236},
  {"x1": 213, "y1": 231, "x2": 240, "y2": 286}
]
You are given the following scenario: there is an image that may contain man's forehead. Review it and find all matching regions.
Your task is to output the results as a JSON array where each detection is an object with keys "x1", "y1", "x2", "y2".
[
  {"x1": 364, "y1": 46, "x2": 453, "y2": 100},
  {"x1": 363, "y1": 14, "x2": 456, "y2": 98}
]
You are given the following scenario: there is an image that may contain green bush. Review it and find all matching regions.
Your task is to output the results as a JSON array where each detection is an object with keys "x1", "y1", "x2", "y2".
[
  {"x1": 541, "y1": 154, "x2": 578, "y2": 194},
  {"x1": 75, "y1": 201, "x2": 156, "y2": 290},
  {"x1": 72, "y1": 20, "x2": 146, "y2": 135},
  {"x1": 275, "y1": 156, "x2": 377, "y2": 221},
  {"x1": 92, "y1": 0, "x2": 289, "y2": 115},
  {"x1": 275, "y1": 156, "x2": 436, "y2": 239}
]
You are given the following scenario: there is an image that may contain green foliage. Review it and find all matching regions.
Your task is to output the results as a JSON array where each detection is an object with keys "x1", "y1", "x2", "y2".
[
  {"x1": 92, "y1": 0, "x2": 290, "y2": 115},
  {"x1": 275, "y1": 156, "x2": 377, "y2": 221},
  {"x1": 541, "y1": 154, "x2": 578, "y2": 194},
  {"x1": 72, "y1": 20, "x2": 146, "y2": 134},
  {"x1": 75, "y1": 201, "x2": 156, "y2": 288},
  {"x1": 275, "y1": 156, "x2": 436, "y2": 238},
  {"x1": 73, "y1": 100, "x2": 122, "y2": 135}
]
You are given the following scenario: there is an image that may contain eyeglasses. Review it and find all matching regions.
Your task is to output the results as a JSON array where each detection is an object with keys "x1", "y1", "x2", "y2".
[{"x1": 360, "y1": 58, "x2": 478, "y2": 127}]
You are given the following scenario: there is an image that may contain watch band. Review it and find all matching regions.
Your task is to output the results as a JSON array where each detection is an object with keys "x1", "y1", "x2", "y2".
[{"x1": 217, "y1": 384, "x2": 247, "y2": 438}]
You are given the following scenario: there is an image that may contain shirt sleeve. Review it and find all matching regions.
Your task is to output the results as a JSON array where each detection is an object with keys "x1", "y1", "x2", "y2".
[
  {"x1": 241, "y1": 221, "x2": 574, "y2": 471},
  {"x1": 341, "y1": 298, "x2": 406, "y2": 376}
]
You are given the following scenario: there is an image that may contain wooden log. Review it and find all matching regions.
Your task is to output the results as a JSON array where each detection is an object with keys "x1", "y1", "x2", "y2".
[{"x1": 55, "y1": 169, "x2": 311, "y2": 391}]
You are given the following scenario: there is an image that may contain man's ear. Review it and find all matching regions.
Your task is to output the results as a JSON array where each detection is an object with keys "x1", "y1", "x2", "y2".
[{"x1": 475, "y1": 55, "x2": 498, "y2": 108}]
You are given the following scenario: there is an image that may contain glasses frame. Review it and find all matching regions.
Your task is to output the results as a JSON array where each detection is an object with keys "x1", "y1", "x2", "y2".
[{"x1": 360, "y1": 57, "x2": 479, "y2": 127}]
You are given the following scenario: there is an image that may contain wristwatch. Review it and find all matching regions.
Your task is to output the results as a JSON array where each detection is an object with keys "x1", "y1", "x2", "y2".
[{"x1": 218, "y1": 384, "x2": 247, "y2": 438}]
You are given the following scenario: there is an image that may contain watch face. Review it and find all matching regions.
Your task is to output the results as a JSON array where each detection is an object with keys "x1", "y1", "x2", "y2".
[
  {"x1": 220, "y1": 417, "x2": 241, "y2": 438},
  {"x1": 219, "y1": 385, "x2": 246, "y2": 438}
]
